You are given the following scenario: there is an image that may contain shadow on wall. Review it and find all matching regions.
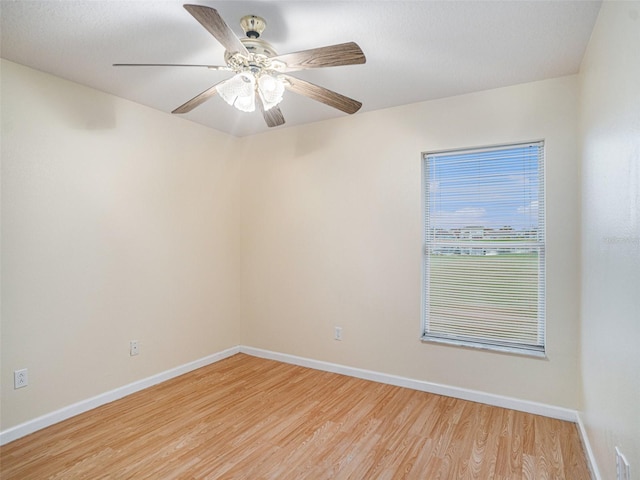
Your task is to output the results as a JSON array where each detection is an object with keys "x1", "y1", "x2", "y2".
[
  {"x1": 56, "y1": 88, "x2": 116, "y2": 130},
  {"x1": 37, "y1": 79, "x2": 117, "y2": 130}
]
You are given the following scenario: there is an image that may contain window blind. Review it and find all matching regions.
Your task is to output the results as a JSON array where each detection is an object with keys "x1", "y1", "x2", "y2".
[{"x1": 422, "y1": 142, "x2": 545, "y2": 355}]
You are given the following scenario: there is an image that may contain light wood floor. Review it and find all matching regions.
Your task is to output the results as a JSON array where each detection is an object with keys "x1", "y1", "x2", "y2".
[{"x1": 1, "y1": 353, "x2": 591, "y2": 479}]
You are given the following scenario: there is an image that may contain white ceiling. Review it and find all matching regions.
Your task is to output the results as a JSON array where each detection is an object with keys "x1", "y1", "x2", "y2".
[{"x1": 1, "y1": 0, "x2": 601, "y2": 137}]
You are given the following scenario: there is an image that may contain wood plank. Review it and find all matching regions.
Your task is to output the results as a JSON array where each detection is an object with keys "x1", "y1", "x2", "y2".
[
  {"x1": 271, "y1": 42, "x2": 366, "y2": 71},
  {"x1": 0, "y1": 354, "x2": 592, "y2": 479},
  {"x1": 283, "y1": 75, "x2": 362, "y2": 114},
  {"x1": 183, "y1": 5, "x2": 248, "y2": 56}
]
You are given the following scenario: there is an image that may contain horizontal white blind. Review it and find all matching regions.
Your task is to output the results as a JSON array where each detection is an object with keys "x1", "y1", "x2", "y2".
[{"x1": 423, "y1": 142, "x2": 545, "y2": 355}]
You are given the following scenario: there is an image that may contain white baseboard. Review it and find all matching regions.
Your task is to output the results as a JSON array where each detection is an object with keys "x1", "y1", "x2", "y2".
[
  {"x1": 0, "y1": 346, "x2": 240, "y2": 446},
  {"x1": 240, "y1": 346, "x2": 578, "y2": 422},
  {"x1": 576, "y1": 412, "x2": 602, "y2": 480}
]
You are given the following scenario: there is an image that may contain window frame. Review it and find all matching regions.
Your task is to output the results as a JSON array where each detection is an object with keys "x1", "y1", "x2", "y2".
[{"x1": 421, "y1": 141, "x2": 546, "y2": 357}]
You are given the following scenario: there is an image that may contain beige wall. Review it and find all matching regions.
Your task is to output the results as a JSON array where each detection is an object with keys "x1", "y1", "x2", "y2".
[
  {"x1": 1, "y1": 60, "x2": 242, "y2": 430},
  {"x1": 239, "y1": 75, "x2": 582, "y2": 408},
  {"x1": 579, "y1": 1, "x2": 640, "y2": 478}
]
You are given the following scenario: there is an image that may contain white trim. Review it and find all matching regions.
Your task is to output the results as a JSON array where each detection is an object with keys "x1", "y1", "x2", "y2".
[
  {"x1": 576, "y1": 412, "x2": 602, "y2": 480},
  {"x1": 0, "y1": 346, "x2": 240, "y2": 446},
  {"x1": 240, "y1": 346, "x2": 577, "y2": 422}
]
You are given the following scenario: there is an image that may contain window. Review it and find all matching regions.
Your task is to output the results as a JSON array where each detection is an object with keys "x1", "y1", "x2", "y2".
[{"x1": 422, "y1": 142, "x2": 545, "y2": 356}]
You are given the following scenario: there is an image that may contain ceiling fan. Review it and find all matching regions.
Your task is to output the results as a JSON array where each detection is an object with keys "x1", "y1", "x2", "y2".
[{"x1": 114, "y1": 4, "x2": 366, "y2": 128}]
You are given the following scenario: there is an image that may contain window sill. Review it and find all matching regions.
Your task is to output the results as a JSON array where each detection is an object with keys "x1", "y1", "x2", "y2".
[{"x1": 421, "y1": 335, "x2": 547, "y2": 359}]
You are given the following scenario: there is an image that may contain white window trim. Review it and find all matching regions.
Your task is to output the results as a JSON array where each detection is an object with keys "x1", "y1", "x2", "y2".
[{"x1": 421, "y1": 141, "x2": 546, "y2": 358}]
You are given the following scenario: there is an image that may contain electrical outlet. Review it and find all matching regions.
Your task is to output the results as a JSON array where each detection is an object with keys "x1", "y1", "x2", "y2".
[
  {"x1": 130, "y1": 340, "x2": 139, "y2": 356},
  {"x1": 14, "y1": 369, "x2": 28, "y2": 389},
  {"x1": 334, "y1": 326, "x2": 343, "y2": 341},
  {"x1": 616, "y1": 447, "x2": 630, "y2": 480}
]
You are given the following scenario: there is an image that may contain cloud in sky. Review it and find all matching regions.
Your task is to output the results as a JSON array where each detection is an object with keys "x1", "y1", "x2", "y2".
[
  {"x1": 517, "y1": 200, "x2": 539, "y2": 217},
  {"x1": 432, "y1": 207, "x2": 487, "y2": 227},
  {"x1": 427, "y1": 143, "x2": 541, "y2": 230}
]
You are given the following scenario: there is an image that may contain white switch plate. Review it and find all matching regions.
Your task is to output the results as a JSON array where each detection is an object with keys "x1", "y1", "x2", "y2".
[
  {"x1": 130, "y1": 340, "x2": 139, "y2": 356},
  {"x1": 334, "y1": 326, "x2": 343, "y2": 341}
]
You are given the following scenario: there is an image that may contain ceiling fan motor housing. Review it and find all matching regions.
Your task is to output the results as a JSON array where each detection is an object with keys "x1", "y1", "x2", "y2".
[
  {"x1": 240, "y1": 38, "x2": 278, "y2": 58},
  {"x1": 224, "y1": 37, "x2": 279, "y2": 75},
  {"x1": 224, "y1": 15, "x2": 279, "y2": 75}
]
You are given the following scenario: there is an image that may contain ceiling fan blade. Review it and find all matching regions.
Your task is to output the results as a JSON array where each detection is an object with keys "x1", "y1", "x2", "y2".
[
  {"x1": 184, "y1": 5, "x2": 249, "y2": 57},
  {"x1": 113, "y1": 63, "x2": 229, "y2": 70},
  {"x1": 172, "y1": 80, "x2": 227, "y2": 114},
  {"x1": 271, "y1": 42, "x2": 366, "y2": 72},
  {"x1": 256, "y1": 94, "x2": 285, "y2": 128},
  {"x1": 282, "y1": 75, "x2": 362, "y2": 115}
]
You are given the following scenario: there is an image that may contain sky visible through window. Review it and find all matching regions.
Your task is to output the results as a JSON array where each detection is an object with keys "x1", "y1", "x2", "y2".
[
  {"x1": 423, "y1": 143, "x2": 545, "y2": 353},
  {"x1": 428, "y1": 145, "x2": 540, "y2": 234}
]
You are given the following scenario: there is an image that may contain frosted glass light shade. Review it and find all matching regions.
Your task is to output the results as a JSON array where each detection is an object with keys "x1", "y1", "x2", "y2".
[
  {"x1": 218, "y1": 72, "x2": 285, "y2": 113},
  {"x1": 218, "y1": 73, "x2": 256, "y2": 112},
  {"x1": 258, "y1": 74, "x2": 285, "y2": 111}
]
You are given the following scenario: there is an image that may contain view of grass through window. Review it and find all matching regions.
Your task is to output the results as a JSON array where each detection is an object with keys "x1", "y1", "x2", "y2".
[{"x1": 423, "y1": 142, "x2": 545, "y2": 355}]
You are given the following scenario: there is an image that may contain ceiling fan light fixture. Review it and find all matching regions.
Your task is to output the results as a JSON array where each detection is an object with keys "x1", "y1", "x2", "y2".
[
  {"x1": 218, "y1": 71, "x2": 285, "y2": 113},
  {"x1": 218, "y1": 73, "x2": 256, "y2": 112},
  {"x1": 258, "y1": 74, "x2": 285, "y2": 111}
]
